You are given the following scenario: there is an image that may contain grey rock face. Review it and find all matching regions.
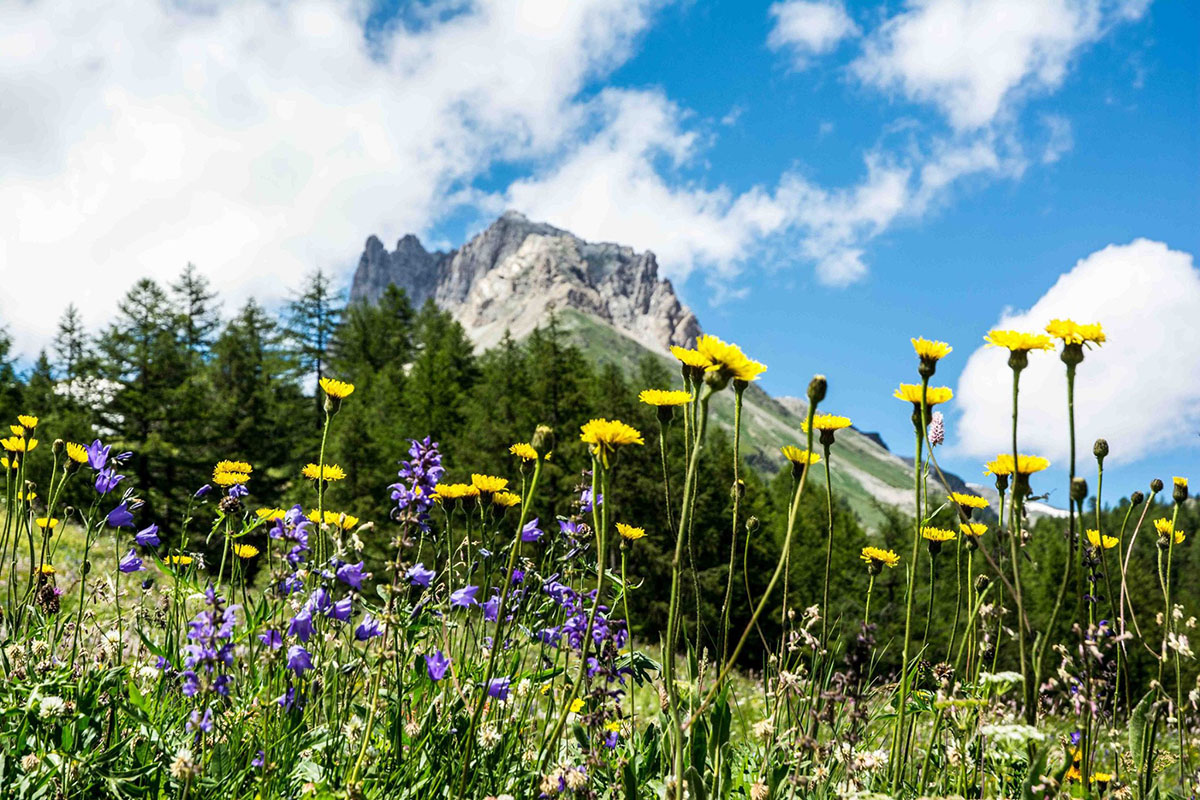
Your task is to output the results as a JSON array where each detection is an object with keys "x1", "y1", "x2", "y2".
[{"x1": 349, "y1": 211, "x2": 701, "y2": 353}]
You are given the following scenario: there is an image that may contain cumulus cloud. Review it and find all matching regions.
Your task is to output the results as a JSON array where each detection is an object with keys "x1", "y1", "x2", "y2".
[
  {"x1": 954, "y1": 239, "x2": 1200, "y2": 465},
  {"x1": 767, "y1": 1, "x2": 859, "y2": 66},
  {"x1": 852, "y1": 0, "x2": 1148, "y2": 130}
]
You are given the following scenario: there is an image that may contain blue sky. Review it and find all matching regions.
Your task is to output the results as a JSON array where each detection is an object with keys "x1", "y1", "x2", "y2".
[{"x1": 1, "y1": 0, "x2": 1196, "y2": 504}]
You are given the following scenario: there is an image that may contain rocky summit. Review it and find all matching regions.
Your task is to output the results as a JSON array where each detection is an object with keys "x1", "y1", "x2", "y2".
[{"x1": 350, "y1": 211, "x2": 701, "y2": 354}]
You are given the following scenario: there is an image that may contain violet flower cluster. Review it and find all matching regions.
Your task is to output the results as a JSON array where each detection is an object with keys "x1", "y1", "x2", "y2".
[{"x1": 390, "y1": 437, "x2": 443, "y2": 531}]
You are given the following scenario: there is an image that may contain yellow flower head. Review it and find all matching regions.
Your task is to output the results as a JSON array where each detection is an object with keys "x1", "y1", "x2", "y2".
[
  {"x1": 960, "y1": 522, "x2": 988, "y2": 538},
  {"x1": 984, "y1": 453, "x2": 1050, "y2": 476},
  {"x1": 1, "y1": 436, "x2": 38, "y2": 453},
  {"x1": 1086, "y1": 529, "x2": 1119, "y2": 550},
  {"x1": 319, "y1": 377, "x2": 356, "y2": 400},
  {"x1": 984, "y1": 330, "x2": 1055, "y2": 353},
  {"x1": 232, "y1": 543, "x2": 259, "y2": 559},
  {"x1": 17, "y1": 415, "x2": 38, "y2": 429},
  {"x1": 168, "y1": 554, "x2": 194, "y2": 566},
  {"x1": 911, "y1": 337, "x2": 952, "y2": 362},
  {"x1": 256, "y1": 507, "x2": 286, "y2": 521},
  {"x1": 433, "y1": 483, "x2": 480, "y2": 501},
  {"x1": 213, "y1": 470, "x2": 251, "y2": 487},
  {"x1": 301, "y1": 463, "x2": 346, "y2": 482},
  {"x1": 638, "y1": 389, "x2": 692, "y2": 407},
  {"x1": 1175, "y1": 476, "x2": 1188, "y2": 489},
  {"x1": 65, "y1": 442, "x2": 89, "y2": 464},
  {"x1": 492, "y1": 491, "x2": 522, "y2": 508},
  {"x1": 604, "y1": 720, "x2": 621, "y2": 733},
  {"x1": 18, "y1": 490, "x2": 36, "y2": 503},
  {"x1": 509, "y1": 442, "x2": 538, "y2": 461},
  {"x1": 1154, "y1": 518, "x2": 1185, "y2": 544},
  {"x1": 569, "y1": 698, "x2": 586, "y2": 714},
  {"x1": 2, "y1": 456, "x2": 19, "y2": 471},
  {"x1": 801, "y1": 413, "x2": 853, "y2": 433},
  {"x1": 35, "y1": 517, "x2": 59, "y2": 530},
  {"x1": 670, "y1": 345, "x2": 712, "y2": 370},
  {"x1": 580, "y1": 419, "x2": 644, "y2": 467},
  {"x1": 215, "y1": 459, "x2": 252, "y2": 475},
  {"x1": 893, "y1": 384, "x2": 953, "y2": 406},
  {"x1": 1045, "y1": 319, "x2": 1106, "y2": 346},
  {"x1": 921, "y1": 526, "x2": 957, "y2": 543},
  {"x1": 860, "y1": 546, "x2": 900, "y2": 568},
  {"x1": 616, "y1": 522, "x2": 646, "y2": 541},
  {"x1": 695, "y1": 334, "x2": 767, "y2": 382},
  {"x1": 780, "y1": 446, "x2": 821, "y2": 466},
  {"x1": 950, "y1": 492, "x2": 989, "y2": 510},
  {"x1": 39, "y1": 564, "x2": 56, "y2": 575},
  {"x1": 471, "y1": 474, "x2": 509, "y2": 494},
  {"x1": 309, "y1": 510, "x2": 360, "y2": 530}
]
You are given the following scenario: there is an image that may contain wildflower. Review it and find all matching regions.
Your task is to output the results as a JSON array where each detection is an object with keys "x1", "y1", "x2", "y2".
[
  {"x1": 670, "y1": 345, "x2": 712, "y2": 370},
  {"x1": 911, "y1": 337, "x2": 952, "y2": 378},
  {"x1": 579, "y1": 487, "x2": 602, "y2": 513},
  {"x1": 433, "y1": 483, "x2": 479, "y2": 501},
  {"x1": 521, "y1": 518, "x2": 544, "y2": 543},
  {"x1": 492, "y1": 491, "x2": 521, "y2": 508},
  {"x1": 471, "y1": 473, "x2": 508, "y2": 494},
  {"x1": 1086, "y1": 529, "x2": 1119, "y2": 550},
  {"x1": 451, "y1": 585, "x2": 480, "y2": 608},
  {"x1": 984, "y1": 453, "x2": 1050, "y2": 476},
  {"x1": 927, "y1": 411, "x2": 945, "y2": 445},
  {"x1": 286, "y1": 645, "x2": 313, "y2": 676},
  {"x1": 781, "y1": 446, "x2": 820, "y2": 478},
  {"x1": 922, "y1": 526, "x2": 956, "y2": 555},
  {"x1": 1, "y1": 455, "x2": 17, "y2": 471},
  {"x1": 256, "y1": 507, "x2": 286, "y2": 521},
  {"x1": 616, "y1": 522, "x2": 646, "y2": 541},
  {"x1": 212, "y1": 469, "x2": 250, "y2": 487},
  {"x1": 65, "y1": 442, "x2": 88, "y2": 465},
  {"x1": 1175, "y1": 476, "x2": 1189, "y2": 505},
  {"x1": 950, "y1": 492, "x2": 989, "y2": 510},
  {"x1": 580, "y1": 418, "x2": 644, "y2": 467},
  {"x1": 487, "y1": 677, "x2": 511, "y2": 700},
  {"x1": 319, "y1": 377, "x2": 355, "y2": 399},
  {"x1": 328, "y1": 596, "x2": 353, "y2": 622},
  {"x1": 287, "y1": 606, "x2": 316, "y2": 642},
  {"x1": 194, "y1": 484, "x2": 212, "y2": 498},
  {"x1": 35, "y1": 517, "x2": 58, "y2": 531},
  {"x1": 355, "y1": 615, "x2": 383, "y2": 641},
  {"x1": 638, "y1": 389, "x2": 691, "y2": 407},
  {"x1": 169, "y1": 748, "x2": 198, "y2": 781},
  {"x1": 107, "y1": 502, "x2": 135, "y2": 528},
  {"x1": 860, "y1": 546, "x2": 900, "y2": 572},
  {"x1": 406, "y1": 563, "x2": 435, "y2": 587},
  {"x1": 301, "y1": 463, "x2": 345, "y2": 482},
  {"x1": 509, "y1": 442, "x2": 539, "y2": 461},
  {"x1": 426, "y1": 650, "x2": 450, "y2": 681},
  {"x1": 483, "y1": 591, "x2": 501, "y2": 622},
  {"x1": 38, "y1": 695, "x2": 67, "y2": 719},
  {"x1": 17, "y1": 414, "x2": 38, "y2": 429},
  {"x1": 960, "y1": 522, "x2": 988, "y2": 538},
  {"x1": 695, "y1": 333, "x2": 767, "y2": 384},
  {"x1": 232, "y1": 543, "x2": 259, "y2": 559},
  {"x1": 95, "y1": 467, "x2": 126, "y2": 495},
  {"x1": 801, "y1": 413, "x2": 852, "y2": 433},
  {"x1": 258, "y1": 630, "x2": 283, "y2": 649},
  {"x1": 85, "y1": 440, "x2": 110, "y2": 470},
  {"x1": 1, "y1": 435, "x2": 37, "y2": 453},
  {"x1": 893, "y1": 383, "x2": 954, "y2": 407},
  {"x1": 984, "y1": 330, "x2": 1055, "y2": 353},
  {"x1": 336, "y1": 560, "x2": 365, "y2": 589},
  {"x1": 1154, "y1": 518, "x2": 1185, "y2": 545},
  {"x1": 1046, "y1": 319, "x2": 1105, "y2": 346},
  {"x1": 168, "y1": 554, "x2": 194, "y2": 567},
  {"x1": 569, "y1": 698, "x2": 585, "y2": 714},
  {"x1": 39, "y1": 564, "x2": 55, "y2": 575},
  {"x1": 477, "y1": 722, "x2": 502, "y2": 752},
  {"x1": 134, "y1": 524, "x2": 161, "y2": 547},
  {"x1": 119, "y1": 549, "x2": 145, "y2": 573},
  {"x1": 186, "y1": 707, "x2": 214, "y2": 738},
  {"x1": 181, "y1": 586, "x2": 238, "y2": 697}
]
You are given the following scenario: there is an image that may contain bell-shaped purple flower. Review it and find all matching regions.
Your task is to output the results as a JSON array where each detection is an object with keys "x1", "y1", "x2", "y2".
[
  {"x1": 119, "y1": 549, "x2": 145, "y2": 573},
  {"x1": 483, "y1": 591, "x2": 501, "y2": 622},
  {"x1": 355, "y1": 615, "x2": 383, "y2": 641},
  {"x1": 425, "y1": 650, "x2": 450, "y2": 681},
  {"x1": 287, "y1": 606, "x2": 315, "y2": 642},
  {"x1": 450, "y1": 585, "x2": 479, "y2": 608},
  {"x1": 328, "y1": 596, "x2": 353, "y2": 622},
  {"x1": 521, "y1": 518, "x2": 544, "y2": 543},
  {"x1": 134, "y1": 524, "x2": 161, "y2": 547},
  {"x1": 258, "y1": 629, "x2": 283, "y2": 650},
  {"x1": 95, "y1": 468, "x2": 125, "y2": 495},
  {"x1": 487, "y1": 677, "x2": 511, "y2": 700},
  {"x1": 86, "y1": 439, "x2": 110, "y2": 470},
  {"x1": 336, "y1": 561, "x2": 365, "y2": 591},
  {"x1": 406, "y1": 563, "x2": 435, "y2": 587},
  {"x1": 286, "y1": 645, "x2": 313, "y2": 676},
  {"x1": 106, "y1": 502, "x2": 134, "y2": 528}
]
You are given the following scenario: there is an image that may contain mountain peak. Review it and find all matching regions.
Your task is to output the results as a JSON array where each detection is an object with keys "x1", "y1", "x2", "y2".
[{"x1": 350, "y1": 214, "x2": 700, "y2": 353}]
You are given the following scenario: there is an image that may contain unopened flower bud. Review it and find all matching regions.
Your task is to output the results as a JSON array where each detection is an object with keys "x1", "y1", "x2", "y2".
[
  {"x1": 52, "y1": 438, "x2": 64, "y2": 455},
  {"x1": 1093, "y1": 438, "x2": 1109, "y2": 460},
  {"x1": 1071, "y1": 477, "x2": 1089, "y2": 503},
  {"x1": 531, "y1": 425, "x2": 554, "y2": 455},
  {"x1": 1131, "y1": 491, "x2": 1145, "y2": 507},
  {"x1": 1151, "y1": 479, "x2": 1164, "y2": 494},
  {"x1": 704, "y1": 370, "x2": 730, "y2": 392},
  {"x1": 807, "y1": 375, "x2": 827, "y2": 406},
  {"x1": 746, "y1": 516, "x2": 759, "y2": 533},
  {"x1": 1175, "y1": 477, "x2": 1189, "y2": 506},
  {"x1": 731, "y1": 479, "x2": 745, "y2": 500},
  {"x1": 974, "y1": 573, "x2": 990, "y2": 593}
]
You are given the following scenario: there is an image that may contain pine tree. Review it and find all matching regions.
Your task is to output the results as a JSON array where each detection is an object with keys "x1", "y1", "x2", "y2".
[
  {"x1": 404, "y1": 300, "x2": 478, "y2": 455},
  {"x1": 52, "y1": 304, "x2": 91, "y2": 397},
  {"x1": 0, "y1": 326, "x2": 21, "y2": 422},
  {"x1": 284, "y1": 269, "x2": 343, "y2": 424},
  {"x1": 171, "y1": 263, "x2": 222, "y2": 359}
]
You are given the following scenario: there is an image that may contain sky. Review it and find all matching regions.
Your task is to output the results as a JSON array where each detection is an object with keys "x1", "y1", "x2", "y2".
[{"x1": 1, "y1": 0, "x2": 1197, "y2": 505}]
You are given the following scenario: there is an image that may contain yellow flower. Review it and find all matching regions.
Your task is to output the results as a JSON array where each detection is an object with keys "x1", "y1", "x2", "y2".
[
  {"x1": 638, "y1": 389, "x2": 692, "y2": 407},
  {"x1": 1154, "y1": 518, "x2": 1185, "y2": 544},
  {"x1": 509, "y1": 442, "x2": 539, "y2": 461},
  {"x1": 39, "y1": 564, "x2": 56, "y2": 575},
  {"x1": 860, "y1": 546, "x2": 900, "y2": 568},
  {"x1": 168, "y1": 555, "x2": 194, "y2": 566},
  {"x1": 604, "y1": 720, "x2": 621, "y2": 733},
  {"x1": 780, "y1": 446, "x2": 821, "y2": 465},
  {"x1": 921, "y1": 526, "x2": 956, "y2": 543},
  {"x1": 984, "y1": 453, "x2": 1050, "y2": 476},
  {"x1": 1045, "y1": 319, "x2": 1106, "y2": 346},
  {"x1": 471, "y1": 474, "x2": 509, "y2": 494},
  {"x1": 215, "y1": 459, "x2": 252, "y2": 475},
  {"x1": 950, "y1": 492, "x2": 989, "y2": 510},
  {"x1": 35, "y1": 517, "x2": 59, "y2": 530},
  {"x1": 302, "y1": 463, "x2": 346, "y2": 482},
  {"x1": 1091, "y1": 772, "x2": 1112, "y2": 785},
  {"x1": 984, "y1": 329, "x2": 1054, "y2": 353},
  {"x1": 893, "y1": 384, "x2": 953, "y2": 406},
  {"x1": 801, "y1": 413, "x2": 852, "y2": 433},
  {"x1": 18, "y1": 490, "x2": 36, "y2": 502},
  {"x1": 433, "y1": 483, "x2": 480, "y2": 501},
  {"x1": 960, "y1": 522, "x2": 988, "y2": 538},
  {"x1": 580, "y1": 419, "x2": 644, "y2": 467},
  {"x1": 232, "y1": 543, "x2": 259, "y2": 559},
  {"x1": 1086, "y1": 529, "x2": 1119, "y2": 550},
  {"x1": 1066, "y1": 766, "x2": 1082, "y2": 783},
  {"x1": 616, "y1": 523, "x2": 646, "y2": 541},
  {"x1": 310, "y1": 510, "x2": 360, "y2": 529},
  {"x1": 492, "y1": 491, "x2": 522, "y2": 508},
  {"x1": 1, "y1": 436, "x2": 38, "y2": 453},
  {"x1": 17, "y1": 414, "x2": 38, "y2": 429},
  {"x1": 213, "y1": 470, "x2": 251, "y2": 487},
  {"x1": 911, "y1": 337, "x2": 952, "y2": 362},
  {"x1": 670, "y1": 345, "x2": 712, "y2": 370},
  {"x1": 2, "y1": 456, "x2": 18, "y2": 471},
  {"x1": 695, "y1": 334, "x2": 767, "y2": 382},
  {"x1": 1175, "y1": 476, "x2": 1188, "y2": 489},
  {"x1": 65, "y1": 442, "x2": 89, "y2": 464},
  {"x1": 569, "y1": 698, "x2": 585, "y2": 713},
  {"x1": 256, "y1": 507, "x2": 286, "y2": 521},
  {"x1": 319, "y1": 377, "x2": 356, "y2": 399}
]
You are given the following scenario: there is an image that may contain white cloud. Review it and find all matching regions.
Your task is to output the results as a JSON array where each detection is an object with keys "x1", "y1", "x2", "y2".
[
  {"x1": 954, "y1": 239, "x2": 1200, "y2": 465},
  {"x1": 852, "y1": 0, "x2": 1148, "y2": 130},
  {"x1": 767, "y1": 1, "x2": 859, "y2": 66}
]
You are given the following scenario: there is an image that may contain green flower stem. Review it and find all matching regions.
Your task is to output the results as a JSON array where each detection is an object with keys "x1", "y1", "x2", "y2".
[
  {"x1": 720, "y1": 383, "x2": 745, "y2": 665},
  {"x1": 820, "y1": 440, "x2": 834, "y2": 645},
  {"x1": 923, "y1": 553, "x2": 937, "y2": 644},
  {"x1": 1006, "y1": 365, "x2": 1034, "y2": 726},
  {"x1": 864, "y1": 573, "x2": 876, "y2": 628}
]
